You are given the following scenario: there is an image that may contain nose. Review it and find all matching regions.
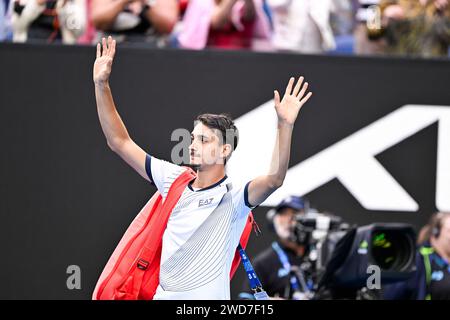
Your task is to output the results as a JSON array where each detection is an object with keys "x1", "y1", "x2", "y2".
[{"x1": 189, "y1": 141, "x2": 197, "y2": 154}]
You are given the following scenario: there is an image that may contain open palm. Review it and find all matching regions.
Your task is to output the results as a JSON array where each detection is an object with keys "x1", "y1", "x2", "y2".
[
  {"x1": 274, "y1": 76, "x2": 312, "y2": 126},
  {"x1": 93, "y1": 36, "x2": 116, "y2": 84}
]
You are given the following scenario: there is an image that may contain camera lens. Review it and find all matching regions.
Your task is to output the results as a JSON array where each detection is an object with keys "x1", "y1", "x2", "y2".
[{"x1": 371, "y1": 230, "x2": 414, "y2": 271}]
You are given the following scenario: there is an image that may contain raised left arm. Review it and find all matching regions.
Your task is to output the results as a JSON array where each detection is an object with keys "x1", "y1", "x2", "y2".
[{"x1": 247, "y1": 76, "x2": 312, "y2": 207}]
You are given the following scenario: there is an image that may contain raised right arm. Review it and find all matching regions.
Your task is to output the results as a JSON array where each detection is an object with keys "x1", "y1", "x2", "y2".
[{"x1": 93, "y1": 36, "x2": 150, "y2": 182}]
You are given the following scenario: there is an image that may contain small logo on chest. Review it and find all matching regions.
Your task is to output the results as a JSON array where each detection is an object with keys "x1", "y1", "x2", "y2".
[{"x1": 198, "y1": 198, "x2": 214, "y2": 207}]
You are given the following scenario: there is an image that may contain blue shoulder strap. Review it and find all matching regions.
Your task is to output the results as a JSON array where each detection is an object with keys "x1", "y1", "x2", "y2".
[{"x1": 237, "y1": 244, "x2": 269, "y2": 300}]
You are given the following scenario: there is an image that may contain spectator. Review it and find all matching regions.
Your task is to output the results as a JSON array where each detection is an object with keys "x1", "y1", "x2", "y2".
[
  {"x1": 380, "y1": 0, "x2": 450, "y2": 57},
  {"x1": 354, "y1": 0, "x2": 388, "y2": 55},
  {"x1": 90, "y1": 0, "x2": 178, "y2": 46},
  {"x1": 384, "y1": 212, "x2": 450, "y2": 300},
  {"x1": 11, "y1": 0, "x2": 87, "y2": 43},
  {"x1": 1, "y1": 0, "x2": 11, "y2": 40},
  {"x1": 266, "y1": 0, "x2": 353, "y2": 54},
  {"x1": 77, "y1": 0, "x2": 95, "y2": 44},
  {"x1": 174, "y1": 0, "x2": 271, "y2": 50}
]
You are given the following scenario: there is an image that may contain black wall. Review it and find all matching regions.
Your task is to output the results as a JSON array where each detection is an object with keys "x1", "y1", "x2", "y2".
[{"x1": 0, "y1": 43, "x2": 449, "y2": 299}]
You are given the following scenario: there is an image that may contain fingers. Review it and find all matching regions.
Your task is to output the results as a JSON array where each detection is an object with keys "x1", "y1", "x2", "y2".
[
  {"x1": 300, "y1": 92, "x2": 313, "y2": 105},
  {"x1": 97, "y1": 36, "x2": 116, "y2": 59},
  {"x1": 107, "y1": 36, "x2": 112, "y2": 55},
  {"x1": 292, "y1": 76, "x2": 304, "y2": 96},
  {"x1": 284, "y1": 77, "x2": 295, "y2": 96},
  {"x1": 274, "y1": 90, "x2": 281, "y2": 106},
  {"x1": 102, "y1": 37, "x2": 107, "y2": 57},
  {"x1": 107, "y1": 36, "x2": 116, "y2": 56},
  {"x1": 285, "y1": 76, "x2": 307, "y2": 97},
  {"x1": 96, "y1": 42, "x2": 100, "y2": 59},
  {"x1": 281, "y1": 76, "x2": 312, "y2": 103},
  {"x1": 110, "y1": 37, "x2": 116, "y2": 59},
  {"x1": 297, "y1": 82, "x2": 308, "y2": 100}
]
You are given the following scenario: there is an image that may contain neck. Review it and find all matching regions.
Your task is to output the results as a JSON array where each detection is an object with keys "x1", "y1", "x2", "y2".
[{"x1": 191, "y1": 164, "x2": 226, "y2": 189}]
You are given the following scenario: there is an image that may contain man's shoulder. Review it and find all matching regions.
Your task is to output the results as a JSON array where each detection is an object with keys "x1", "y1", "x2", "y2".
[
  {"x1": 224, "y1": 176, "x2": 253, "y2": 192},
  {"x1": 225, "y1": 177, "x2": 255, "y2": 209}
]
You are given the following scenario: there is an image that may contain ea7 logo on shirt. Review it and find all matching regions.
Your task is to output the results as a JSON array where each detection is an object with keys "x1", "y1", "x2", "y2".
[{"x1": 199, "y1": 198, "x2": 214, "y2": 207}]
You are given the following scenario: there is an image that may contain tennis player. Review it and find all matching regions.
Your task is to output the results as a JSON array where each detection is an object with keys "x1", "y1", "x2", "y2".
[{"x1": 93, "y1": 36, "x2": 312, "y2": 300}]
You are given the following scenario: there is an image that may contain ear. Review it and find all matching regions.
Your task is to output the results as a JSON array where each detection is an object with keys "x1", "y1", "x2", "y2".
[{"x1": 221, "y1": 143, "x2": 232, "y2": 159}]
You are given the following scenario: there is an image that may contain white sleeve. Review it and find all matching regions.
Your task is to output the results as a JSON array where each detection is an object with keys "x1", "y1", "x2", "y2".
[
  {"x1": 228, "y1": 180, "x2": 257, "y2": 251},
  {"x1": 230, "y1": 180, "x2": 256, "y2": 220},
  {"x1": 145, "y1": 154, "x2": 185, "y2": 198}
]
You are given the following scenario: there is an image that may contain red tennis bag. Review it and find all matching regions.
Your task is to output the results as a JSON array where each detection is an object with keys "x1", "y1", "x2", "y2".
[{"x1": 92, "y1": 167, "x2": 255, "y2": 300}]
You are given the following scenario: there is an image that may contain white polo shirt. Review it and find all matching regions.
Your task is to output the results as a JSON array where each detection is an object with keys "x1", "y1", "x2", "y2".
[{"x1": 145, "y1": 154, "x2": 255, "y2": 300}]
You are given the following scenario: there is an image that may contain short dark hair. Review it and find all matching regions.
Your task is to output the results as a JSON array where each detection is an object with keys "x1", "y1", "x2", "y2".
[{"x1": 196, "y1": 113, "x2": 239, "y2": 162}]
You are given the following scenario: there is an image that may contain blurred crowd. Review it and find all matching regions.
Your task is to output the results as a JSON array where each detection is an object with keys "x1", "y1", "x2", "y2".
[{"x1": 0, "y1": 0, "x2": 448, "y2": 58}]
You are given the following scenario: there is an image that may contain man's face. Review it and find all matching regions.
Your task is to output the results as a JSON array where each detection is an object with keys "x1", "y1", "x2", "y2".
[
  {"x1": 434, "y1": 216, "x2": 450, "y2": 257},
  {"x1": 273, "y1": 207, "x2": 304, "y2": 240},
  {"x1": 189, "y1": 122, "x2": 230, "y2": 169}
]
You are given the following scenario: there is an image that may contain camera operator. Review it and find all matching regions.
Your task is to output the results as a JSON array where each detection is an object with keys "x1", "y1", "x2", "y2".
[
  {"x1": 384, "y1": 211, "x2": 450, "y2": 300},
  {"x1": 238, "y1": 196, "x2": 315, "y2": 300}
]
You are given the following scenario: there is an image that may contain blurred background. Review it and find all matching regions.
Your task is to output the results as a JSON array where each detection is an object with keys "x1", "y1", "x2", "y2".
[{"x1": 0, "y1": 0, "x2": 448, "y2": 58}]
